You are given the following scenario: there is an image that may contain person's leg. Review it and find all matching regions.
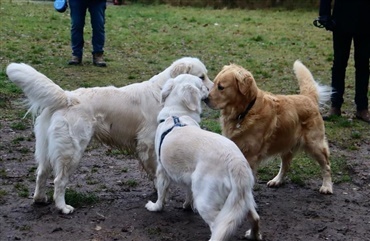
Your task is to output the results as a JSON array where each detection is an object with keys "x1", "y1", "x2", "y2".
[
  {"x1": 68, "y1": 0, "x2": 88, "y2": 64},
  {"x1": 89, "y1": 0, "x2": 107, "y2": 67},
  {"x1": 331, "y1": 31, "x2": 352, "y2": 109},
  {"x1": 353, "y1": 33, "x2": 370, "y2": 122}
]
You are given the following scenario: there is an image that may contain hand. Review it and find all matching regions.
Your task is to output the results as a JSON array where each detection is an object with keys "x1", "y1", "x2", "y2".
[{"x1": 313, "y1": 16, "x2": 335, "y2": 31}]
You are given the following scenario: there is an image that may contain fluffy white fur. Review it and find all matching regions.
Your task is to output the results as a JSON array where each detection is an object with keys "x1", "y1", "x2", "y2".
[
  {"x1": 145, "y1": 76, "x2": 262, "y2": 241},
  {"x1": 6, "y1": 57, "x2": 213, "y2": 214}
]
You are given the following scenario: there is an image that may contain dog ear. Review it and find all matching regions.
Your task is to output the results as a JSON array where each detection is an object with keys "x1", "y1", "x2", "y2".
[
  {"x1": 237, "y1": 72, "x2": 255, "y2": 96},
  {"x1": 170, "y1": 63, "x2": 192, "y2": 78},
  {"x1": 161, "y1": 78, "x2": 174, "y2": 103},
  {"x1": 181, "y1": 84, "x2": 200, "y2": 111}
]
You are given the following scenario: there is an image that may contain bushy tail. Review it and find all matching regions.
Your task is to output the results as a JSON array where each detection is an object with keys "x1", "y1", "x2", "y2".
[
  {"x1": 294, "y1": 60, "x2": 332, "y2": 107},
  {"x1": 6, "y1": 63, "x2": 78, "y2": 116},
  {"x1": 210, "y1": 160, "x2": 256, "y2": 241}
]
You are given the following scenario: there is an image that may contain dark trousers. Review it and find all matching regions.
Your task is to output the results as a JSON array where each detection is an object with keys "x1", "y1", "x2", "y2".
[
  {"x1": 69, "y1": 0, "x2": 106, "y2": 58},
  {"x1": 331, "y1": 31, "x2": 370, "y2": 111}
]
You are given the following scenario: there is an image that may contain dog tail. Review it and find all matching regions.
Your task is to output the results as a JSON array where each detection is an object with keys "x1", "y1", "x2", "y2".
[
  {"x1": 210, "y1": 159, "x2": 258, "y2": 241},
  {"x1": 6, "y1": 63, "x2": 78, "y2": 116},
  {"x1": 294, "y1": 60, "x2": 331, "y2": 107}
]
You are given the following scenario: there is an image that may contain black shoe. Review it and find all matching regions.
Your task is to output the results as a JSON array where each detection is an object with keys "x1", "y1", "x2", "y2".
[
  {"x1": 322, "y1": 107, "x2": 341, "y2": 120},
  {"x1": 93, "y1": 53, "x2": 107, "y2": 67},
  {"x1": 68, "y1": 56, "x2": 82, "y2": 65}
]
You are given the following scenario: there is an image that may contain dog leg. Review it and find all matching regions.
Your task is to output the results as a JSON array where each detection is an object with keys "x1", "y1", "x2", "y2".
[
  {"x1": 145, "y1": 165, "x2": 170, "y2": 211},
  {"x1": 137, "y1": 138, "x2": 157, "y2": 180},
  {"x1": 33, "y1": 164, "x2": 50, "y2": 204},
  {"x1": 267, "y1": 153, "x2": 292, "y2": 187},
  {"x1": 182, "y1": 187, "x2": 194, "y2": 211},
  {"x1": 245, "y1": 207, "x2": 262, "y2": 241},
  {"x1": 53, "y1": 165, "x2": 74, "y2": 214},
  {"x1": 305, "y1": 140, "x2": 333, "y2": 194},
  {"x1": 33, "y1": 113, "x2": 51, "y2": 204}
]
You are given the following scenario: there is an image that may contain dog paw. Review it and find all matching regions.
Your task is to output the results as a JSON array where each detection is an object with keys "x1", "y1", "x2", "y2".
[
  {"x1": 60, "y1": 205, "x2": 74, "y2": 214},
  {"x1": 267, "y1": 179, "x2": 283, "y2": 187},
  {"x1": 319, "y1": 185, "x2": 333, "y2": 194},
  {"x1": 245, "y1": 229, "x2": 263, "y2": 241},
  {"x1": 145, "y1": 201, "x2": 162, "y2": 212},
  {"x1": 33, "y1": 197, "x2": 49, "y2": 205}
]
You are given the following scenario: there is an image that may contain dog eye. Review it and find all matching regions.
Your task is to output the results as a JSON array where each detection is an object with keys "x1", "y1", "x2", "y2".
[
  {"x1": 199, "y1": 75, "x2": 205, "y2": 80},
  {"x1": 218, "y1": 84, "x2": 224, "y2": 90}
]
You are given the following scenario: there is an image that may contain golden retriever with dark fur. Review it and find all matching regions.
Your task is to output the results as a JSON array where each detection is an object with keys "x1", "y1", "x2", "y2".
[{"x1": 205, "y1": 60, "x2": 333, "y2": 194}]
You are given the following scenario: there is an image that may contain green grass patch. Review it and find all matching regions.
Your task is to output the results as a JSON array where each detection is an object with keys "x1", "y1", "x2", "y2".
[
  {"x1": 46, "y1": 189, "x2": 99, "y2": 207},
  {"x1": 10, "y1": 122, "x2": 28, "y2": 131},
  {"x1": 64, "y1": 189, "x2": 99, "y2": 208},
  {"x1": 258, "y1": 153, "x2": 351, "y2": 185},
  {"x1": 0, "y1": 168, "x2": 7, "y2": 178},
  {"x1": 0, "y1": 189, "x2": 7, "y2": 204},
  {"x1": 14, "y1": 183, "x2": 29, "y2": 198},
  {"x1": 0, "y1": 189, "x2": 7, "y2": 198},
  {"x1": 11, "y1": 136, "x2": 25, "y2": 145},
  {"x1": 123, "y1": 179, "x2": 139, "y2": 188}
]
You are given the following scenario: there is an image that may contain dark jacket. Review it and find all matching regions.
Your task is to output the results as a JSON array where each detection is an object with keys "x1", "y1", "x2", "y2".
[{"x1": 319, "y1": 0, "x2": 370, "y2": 35}]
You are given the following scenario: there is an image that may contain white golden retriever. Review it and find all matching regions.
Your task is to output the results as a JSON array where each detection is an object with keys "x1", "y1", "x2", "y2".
[
  {"x1": 6, "y1": 57, "x2": 213, "y2": 214},
  {"x1": 145, "y1": 75, "x2": 262, "y2": 241}
]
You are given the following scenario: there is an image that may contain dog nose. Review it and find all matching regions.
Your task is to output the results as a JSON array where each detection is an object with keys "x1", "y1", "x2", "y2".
[{"x1": 203, "y1": 97, "x2": 209, "y2": 103}]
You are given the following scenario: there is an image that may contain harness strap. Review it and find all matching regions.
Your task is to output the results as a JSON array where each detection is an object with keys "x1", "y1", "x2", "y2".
[{"x1": 158, "y1": 116, "x2": 186, "y2": 158}]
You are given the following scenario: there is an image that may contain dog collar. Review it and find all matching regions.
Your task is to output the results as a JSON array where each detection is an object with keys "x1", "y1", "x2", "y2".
[
  {"x1": 236, "y1": 97, "x2": 257, "y2": 128},
  {"x1": 158, "y1": 116, "x2": 186, "y2": 157}
]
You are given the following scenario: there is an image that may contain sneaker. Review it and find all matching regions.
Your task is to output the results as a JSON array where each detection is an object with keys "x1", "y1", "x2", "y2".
[
  {"x1": 68, "y1": 56, "x2": 82, "y2": 65},
  {"x1": 355, "y1": 109, "x2": 370, "y2": 123},
  {"x1": 322, "y1": 107, "x2": 341, "y2": 120},
  {"x1": 93, "y1": 53, "x2": 107, "y2": 67}
]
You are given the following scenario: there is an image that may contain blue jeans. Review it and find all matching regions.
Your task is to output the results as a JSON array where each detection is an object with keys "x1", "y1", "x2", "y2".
[{"x1": 69, "y1": 0, "x2": 106, "y2": 58}]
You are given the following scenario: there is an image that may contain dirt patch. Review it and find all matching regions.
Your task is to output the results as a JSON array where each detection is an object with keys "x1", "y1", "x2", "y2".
[{"x1": 1, "y1": 118, "x2": 369, "y2": 241}]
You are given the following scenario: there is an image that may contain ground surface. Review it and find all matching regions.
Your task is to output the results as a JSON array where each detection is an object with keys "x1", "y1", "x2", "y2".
[{"x1": 0, "y1": 117, "x2": 369, "y2": 241}]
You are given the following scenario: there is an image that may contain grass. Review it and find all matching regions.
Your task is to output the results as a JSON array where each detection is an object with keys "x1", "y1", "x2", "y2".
[
  {"x1": 14, "y1": 182, "x2": 29, "y2": 198},
  {"x1": 45, "y1": 189, "x2": 98, "y2": 207},
  {"x1": 1, "y1": 1, "x2": 368, "y2": 186},
  {"x1": 118, "y1": 179, "x2": 140, "y2": 188},
  {"x1": 64, "y1": 189, "x2": 99, "y2": 207},
  {"x1": 0, "y1": 189, "x2": 8, "y2": 204}
]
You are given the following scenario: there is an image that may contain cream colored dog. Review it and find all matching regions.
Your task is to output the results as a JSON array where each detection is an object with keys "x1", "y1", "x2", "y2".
[
  {"x1": 6, "y1": 57, "x2": 213, "y2": 214},
  {"x1": 146, "y1": 75, "x2": 262, "y2": 241},
  {"x1": 205, "y1": 60, "x2": 333, "y2": 194}
]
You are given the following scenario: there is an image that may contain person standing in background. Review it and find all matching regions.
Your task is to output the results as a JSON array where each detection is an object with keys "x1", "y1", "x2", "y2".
[
  {"x1": 317, "y1": 0, "x2": 370, "y2": 123},
  {"x1": 68, "y1": 0, "x2": 107, "y2": 67}
]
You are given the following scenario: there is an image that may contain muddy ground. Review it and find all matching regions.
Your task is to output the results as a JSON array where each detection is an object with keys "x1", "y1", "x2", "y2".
[{"x1": 0, "y1": 115, "x2": 369, "y2": 241}]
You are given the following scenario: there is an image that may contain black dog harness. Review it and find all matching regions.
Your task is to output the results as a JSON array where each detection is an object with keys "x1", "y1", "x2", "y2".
[{"x1": 158, "y1": 116, "x2": 186, "y2": 157}]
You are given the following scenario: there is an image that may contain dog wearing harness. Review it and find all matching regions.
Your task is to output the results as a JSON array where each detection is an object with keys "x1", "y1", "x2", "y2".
[
  {"x1": 158, "y1": 116, "x2": 186, "y2": 158},
  {"x1": 146, "y1": 73, "x2": 262, "y2": 241}
]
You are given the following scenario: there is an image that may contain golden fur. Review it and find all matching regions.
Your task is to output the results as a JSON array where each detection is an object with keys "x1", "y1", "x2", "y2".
[{"x1": 205, "y1": 60, "x2": 333, "y2": 194}]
